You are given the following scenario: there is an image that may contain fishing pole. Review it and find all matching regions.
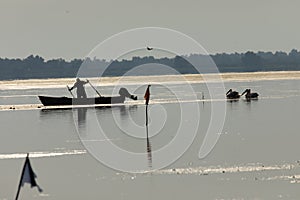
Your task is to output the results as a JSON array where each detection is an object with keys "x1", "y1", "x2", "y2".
[
  {"x1": 66, "y1": 86, "x2": 75, "y2": 98},
  {"x1": 86, "y1": 79, "x2": 102, "y2": 97}
]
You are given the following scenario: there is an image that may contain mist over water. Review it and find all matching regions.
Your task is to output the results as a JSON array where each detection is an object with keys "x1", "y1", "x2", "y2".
[{"x1": 0, "y1": 72, "x2": 300, "y2": 199}]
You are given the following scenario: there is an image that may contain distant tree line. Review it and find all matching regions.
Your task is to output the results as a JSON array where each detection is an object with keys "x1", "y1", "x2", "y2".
[
  {"x1": 1, "y1": 49, "x2": 300, "y2": 80},
  {"x1": 212, "y1": 49, "x2": 300, "y2": 72}
]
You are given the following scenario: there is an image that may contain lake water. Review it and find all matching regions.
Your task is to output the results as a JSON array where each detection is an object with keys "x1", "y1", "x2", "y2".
[{"x1": 0, "y1": 72, "x2": 300, "y2": 199}]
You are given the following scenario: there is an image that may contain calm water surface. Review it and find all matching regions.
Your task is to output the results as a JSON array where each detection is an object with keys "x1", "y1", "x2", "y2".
[{"x1": 0, "y1": 77, "x2": 300, "y2": 199}]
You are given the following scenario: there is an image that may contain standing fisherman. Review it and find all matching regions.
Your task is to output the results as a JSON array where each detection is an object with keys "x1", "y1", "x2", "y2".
[{"x1": 69, "y1": 78, "x2": 89, "y2": 98}]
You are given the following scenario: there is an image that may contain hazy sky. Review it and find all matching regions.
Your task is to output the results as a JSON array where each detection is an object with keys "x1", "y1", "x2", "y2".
[{"x1": 1, "y1": 0, "x2": 300, "y2": 60}]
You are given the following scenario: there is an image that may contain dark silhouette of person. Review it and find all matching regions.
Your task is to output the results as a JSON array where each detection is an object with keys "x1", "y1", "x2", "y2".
[{"x1": 69, "y1": 78, "x2": 89, "y2": 98}]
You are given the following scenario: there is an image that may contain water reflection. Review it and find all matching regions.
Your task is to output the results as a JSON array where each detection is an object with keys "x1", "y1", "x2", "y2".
[
  {"x1": 40, "y1": 105, "x2": 138, "y2": 127},
  {"x1": 146, "y1": 137, "x2": 152, "y2": 168},
  {"x1": 77, "y1": 108, "x2": 87, "y2": 127},
  {"x1": 243, "y1": 98, "x2": 259, "y2": 103},
  {"x1": 40, "y1": 105, "x2": 153, "y2": 169},
  {"x1": 39, "y1": 107, "x2": 73, "y2": 121},
  {"x1": 227, "y1": 99, "x2": 240, "y2": 103},
  {"x1": 145, "y1": 105, "x2": 152, "y2": 168},
  {"x1": 119, "y1": 105, "x2": 138, "y2": 117},
  {"x1": 226, "y1": 98, "x2": 259, "y2": 107}
]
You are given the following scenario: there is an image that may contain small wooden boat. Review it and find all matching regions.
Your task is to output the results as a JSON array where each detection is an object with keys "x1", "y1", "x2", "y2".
[{"x1": 39, "y1": 88, "x2": 137, "y2": 106}]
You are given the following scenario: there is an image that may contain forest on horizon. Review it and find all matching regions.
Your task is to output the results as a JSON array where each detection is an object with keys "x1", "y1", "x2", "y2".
[{"x1": 1, "y1": 49, "x2": 300, "y2": 80}]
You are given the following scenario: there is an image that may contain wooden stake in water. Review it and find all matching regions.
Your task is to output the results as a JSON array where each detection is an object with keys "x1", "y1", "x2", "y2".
[{"x1": 144, "y1": 85, "x2": 151, "y2": 126}]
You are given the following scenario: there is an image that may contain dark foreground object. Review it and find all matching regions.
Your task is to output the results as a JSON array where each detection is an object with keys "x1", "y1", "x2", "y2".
[{"x1": 39, "y1": 88, "x2": 137, "y2": 106}]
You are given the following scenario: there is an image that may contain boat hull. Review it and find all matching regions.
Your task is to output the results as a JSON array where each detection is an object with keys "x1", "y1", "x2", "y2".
[{"x1": 38, "y1": 95, "x2": 125, "y2": 106}]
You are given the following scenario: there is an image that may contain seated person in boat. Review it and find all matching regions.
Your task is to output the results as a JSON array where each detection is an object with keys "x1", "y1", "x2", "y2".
[{"x1": 69, "y1": 78, "x2": 89, "y2": 98}]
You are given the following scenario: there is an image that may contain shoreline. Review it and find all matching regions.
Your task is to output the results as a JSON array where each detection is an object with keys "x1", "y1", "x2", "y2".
[{"x1": 0, "y1": 71, "x2": 300, "y2": 89}]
